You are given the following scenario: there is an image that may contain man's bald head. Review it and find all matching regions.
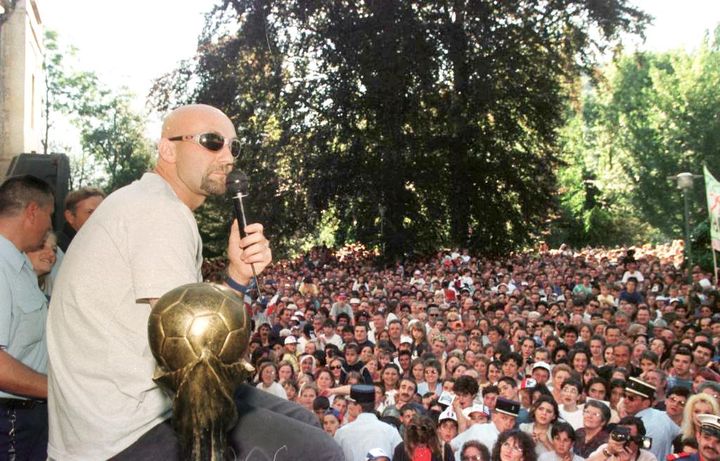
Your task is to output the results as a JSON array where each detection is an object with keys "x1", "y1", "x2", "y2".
[
  {"x1": 156, "y1": 104, "x2": 237, "y2": 210},
  {"x1": 161, "y1": 104, "x2": 234, "y2": 139}
]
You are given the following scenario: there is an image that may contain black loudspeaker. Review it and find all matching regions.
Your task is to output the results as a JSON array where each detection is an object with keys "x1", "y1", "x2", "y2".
[{"x1": 5, "y1": 153, "x2": 71, "y2": 232}]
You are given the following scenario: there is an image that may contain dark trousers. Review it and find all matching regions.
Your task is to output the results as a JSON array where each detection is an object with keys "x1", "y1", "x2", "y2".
[
  {"x1": 0, "y1": 403, "x2": 47, "y2": 461},
  {"x1": 111, "y1": 384, "x2": 344, "y2": 461}
]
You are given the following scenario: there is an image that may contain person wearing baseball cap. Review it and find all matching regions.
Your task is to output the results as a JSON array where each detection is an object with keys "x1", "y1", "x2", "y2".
[
  {"x1": 334, "y1": 385, "x2": 402, "y2": 461},
  {"x1": 623, "y1": 377, "x2": 679, "y2": 461},
  {"x1": 450, "y1": 397, "x2": 520, "y2": 460},
  {"x1": 365, "y1": 447, "x2": 391, "y2": 461},
  {"x1": 438, "y1": 407, "x2": 459, "y2": 445}
]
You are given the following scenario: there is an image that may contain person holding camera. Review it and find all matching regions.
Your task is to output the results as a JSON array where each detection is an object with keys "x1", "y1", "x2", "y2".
[
  {"x1": 586, "y1": 417, "x2": 657, "y2": 461},
  {"x1": 622, "y1": 377, "x2": 679, "y2": 461}
]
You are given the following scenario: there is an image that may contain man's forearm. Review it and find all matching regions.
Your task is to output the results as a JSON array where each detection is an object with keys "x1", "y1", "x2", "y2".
[{"x1": 0, "y1": 349, "x2": 47, "y2": 398}]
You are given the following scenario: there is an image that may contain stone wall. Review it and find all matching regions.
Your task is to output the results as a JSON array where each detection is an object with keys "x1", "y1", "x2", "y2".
[{"x1": 0, "y1": 0, "x2": 44, "y2": 180}]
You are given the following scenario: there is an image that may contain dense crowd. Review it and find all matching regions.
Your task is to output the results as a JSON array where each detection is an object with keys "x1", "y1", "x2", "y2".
[{"x1": 230, "y1": 241, "x2": 720, "y2": 461}]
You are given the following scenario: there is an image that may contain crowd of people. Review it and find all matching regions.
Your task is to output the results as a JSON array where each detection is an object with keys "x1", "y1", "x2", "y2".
[
  {"x1": 2, "y1": 103, "x2": 720, "y2": 461},
  {"x1": 236, "y1": 243, "x2": 720, "y2": 461}
]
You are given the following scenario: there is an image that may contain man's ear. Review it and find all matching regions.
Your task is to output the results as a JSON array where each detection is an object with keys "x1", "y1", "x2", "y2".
[
  {"x1": 25, "y1": 201, "x2": 40, "y2": 223},
  {"x1": 64, "y1": 209, "x2": 75, "y2": 226},
  {"x1": 158, "y1": 138, "x2": 177, "y2": 164}
]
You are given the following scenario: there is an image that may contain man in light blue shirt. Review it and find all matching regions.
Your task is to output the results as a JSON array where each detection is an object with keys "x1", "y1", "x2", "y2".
[
  {"x1": 623, "y1": 377, "x2": 679, "y2": 461},
  {"x1": 335, "y1": 385, "x2": 402, "y2": 460},
  {"x1": 0, "y1": 175, "x2": 55, "y2": 460}
]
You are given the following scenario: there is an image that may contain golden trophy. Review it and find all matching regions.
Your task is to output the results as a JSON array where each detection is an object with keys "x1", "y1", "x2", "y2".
[{"x1": 148, "y1": 283, "x2": 254, "y2": 461}]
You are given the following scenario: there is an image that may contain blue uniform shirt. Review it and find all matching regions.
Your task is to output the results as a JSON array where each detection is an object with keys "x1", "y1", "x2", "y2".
[{"x1": 0, "y1": 234, "x2": 48, "y2": 398}]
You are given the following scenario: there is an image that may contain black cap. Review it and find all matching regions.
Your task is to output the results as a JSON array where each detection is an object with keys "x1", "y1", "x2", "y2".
[
  {"x1": 625, "y1": 377, "x2": 655, "y2": 400},
  {"x1": 350, "y1": 384, "x2": 375, "y2": 404},
  {"x1": 494, "y1": 397, "x2": 521, "y2": 417},
  {"x1": 313, "y1": 396, "x2": 330, "y2": 411}
]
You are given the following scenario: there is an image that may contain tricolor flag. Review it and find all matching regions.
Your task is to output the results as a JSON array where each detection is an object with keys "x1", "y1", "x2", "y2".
[{"x1": 705, "y1": 165, "x2": 720, "y2": 251}]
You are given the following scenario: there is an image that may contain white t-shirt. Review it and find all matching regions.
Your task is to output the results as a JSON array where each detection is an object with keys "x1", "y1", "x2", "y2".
[{"x1": 47, "y1": 173, "x2": 203, "y2": 460}]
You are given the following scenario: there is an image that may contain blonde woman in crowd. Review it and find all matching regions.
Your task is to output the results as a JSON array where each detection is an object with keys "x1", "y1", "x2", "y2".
[{"x1": 678, "y1": 393, "x2": 720, "y2": 444}]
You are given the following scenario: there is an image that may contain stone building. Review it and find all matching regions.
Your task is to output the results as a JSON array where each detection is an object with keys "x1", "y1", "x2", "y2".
[{"x1": 0, "y1": 0, "x2": 45, "y2": 179}]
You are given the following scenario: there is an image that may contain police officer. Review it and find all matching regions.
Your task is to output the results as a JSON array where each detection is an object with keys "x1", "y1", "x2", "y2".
[
  {"x1": 334, "y1": 384, "x2": 402, "y2": 461},
  {"x1": 623, "y1": 377, "x2": 679, "y2": 461},
  {"x1": 450, "y1": 397, "x2": 520, "y2": 461},
  {"x1": 694, "y1": 415, "x2": 720, "y2": 461},
  {"x1": 0, "y1": 175, "x2": 55, "y2": 460}
]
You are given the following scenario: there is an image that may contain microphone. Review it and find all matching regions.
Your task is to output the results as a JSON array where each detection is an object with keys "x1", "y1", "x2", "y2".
[{"x1": 226, "y1": 169, "x2": 260, "y2": 295}]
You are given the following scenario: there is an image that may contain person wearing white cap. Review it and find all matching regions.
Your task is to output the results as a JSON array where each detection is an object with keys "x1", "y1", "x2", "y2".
[
  {"x1": 281, "y1": 335, "x2": 300, "y2": 372},
  {"x1": 531, "y1": 362, "x2": 552, "y2": 387},
  {"x1": 366, "y1": 447, "x2": 391, "y2": 461},
  {"x1": 438, "y1": 408, "x2": 459, "y2": 445},
  {"x1": 694, "y1": 414, "x2": 720, "y2": 461}
]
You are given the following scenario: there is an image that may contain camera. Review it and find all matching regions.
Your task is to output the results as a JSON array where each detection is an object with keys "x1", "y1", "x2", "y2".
[{"x1": 610, "y1": 427, "x2": 652, "y2": 450}]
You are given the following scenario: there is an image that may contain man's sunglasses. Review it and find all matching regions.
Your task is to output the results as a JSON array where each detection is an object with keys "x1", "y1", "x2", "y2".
[{"x1": 168, "y1": 132, "x2": 242, "y2": 158}]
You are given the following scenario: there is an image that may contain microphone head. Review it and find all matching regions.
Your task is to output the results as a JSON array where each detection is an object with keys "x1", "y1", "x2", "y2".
[{"x1": 226, "y1": 169, "x2": 249, "y2": 196}]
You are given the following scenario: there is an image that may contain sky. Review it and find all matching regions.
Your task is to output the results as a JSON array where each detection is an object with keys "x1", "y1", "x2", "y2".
[{"x1": 40, "y1": 0, "x2": 720, "y2": 141}]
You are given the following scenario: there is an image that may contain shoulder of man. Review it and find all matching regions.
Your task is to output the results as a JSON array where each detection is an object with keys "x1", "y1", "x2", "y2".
[{"x1": 666, "y1": 453, "x2": 697, "y2": 461}]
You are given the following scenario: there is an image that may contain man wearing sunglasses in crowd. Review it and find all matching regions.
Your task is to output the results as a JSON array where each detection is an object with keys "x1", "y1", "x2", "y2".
[
  {"x1": 621, "y1": 377, "x2": 679, "y2": 461},
  {"x1": 46, "y1": 104, "x2": 342, "y2": 460}
]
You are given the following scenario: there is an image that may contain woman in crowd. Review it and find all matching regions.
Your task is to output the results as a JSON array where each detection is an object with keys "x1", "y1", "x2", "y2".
[
  {"x1": 678, "y1": 393, "x2": 720, "y2": 446},
  {"x1": 328, "y1": 357, "x2": 346, "y2": 385},
  {"x1": 410, "y1": 321, "x2": 430, "y2": 357},
  {"x1": 418, "y1": 360, "x2": 443, "y2": 396},
  {"x1": 380, "y1": 363, "x2": 402, "y2": 406},
  {"x1": 298, "y1": 354, "x2": 317, "y2": 378},
  {"x1": 475, "y1": 356, "x2": 492, "y2": 388},
  {"x1": 314, "y1": 367, "x2": 336, "y2": 397},
  {"x1": 255, "y1": 361, "x2": 288, "y2": 399},
  {"x1": 282, "y1": 379, "x2": 298, "y2": 401},
  {"x1": 519, "y1": 395, "x2": 559, "y2": 456},
  {"x1": 277, "y1": 361, "x2": 296, "y2": 384},
  {"x1": 411, "y1": 358, "x2": 426, "y2": 384},
  {"x1": 578, "y1": 324, "x2": 593, "y2": 345},
  {"x1": 393, "y1": 415, "x2": 452, "y2": 461},
  {"x1": 588, "y1": 336, "x2": 606, "y2": 368},
  {"x1": 538, "y1": 421, "x2": 584, "y2": 461},
  {"x1": 297, "y1": 383, "x2": 318, "y2": 412},
  {"x1": 569, "y1": 349, "x2": 590, "y2": 375},
  {"x1": 461, "y1": 441, "x2": 491, "y2": 461},
  {"x1": 491, "y1": 430, "x2": 537, "y2": 461},
  {"x1": 649, "y1": 337, "x2": 668, "y2": 363},
  {"x1": 27, "y1": 231, "x2": 58, "y2": 299},
  {"x1": 364, "y1": 357, "x2": 381, "y2": 382},
  {"x1": 573, "y1": 400, "x2": 611, "y2": 458}
]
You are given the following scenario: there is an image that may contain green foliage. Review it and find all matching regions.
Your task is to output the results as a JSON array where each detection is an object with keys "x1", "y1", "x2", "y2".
[
  {"x1": 555, "y1": 26, "x2": 720, "y2": 248},
  {"x1": 78, "y1": 93, "x2": 154, "y2": 192},
  {"x1": 43, "y1": 30, "x2": 154, "y2": 192},
  {"x1": 151, "y1": 0, "x2": 647, "y2": 258}
]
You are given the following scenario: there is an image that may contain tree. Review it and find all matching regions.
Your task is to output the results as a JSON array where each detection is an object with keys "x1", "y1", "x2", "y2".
[
  {"x1": 42, "y1": 30, "x2": 153, "y2": 191},
  {"x1": 42, "y1": 30, "x2": 104, "y2": 156},
  {"x1": 152, "y1": 0, "x2": 648, "y2": 258},
  {"x1": 556, "y1": 26, "x2": 720, "y2": 248},
  {"x1": 78, "y1": 92, "x2": 154, "y2": 192}
]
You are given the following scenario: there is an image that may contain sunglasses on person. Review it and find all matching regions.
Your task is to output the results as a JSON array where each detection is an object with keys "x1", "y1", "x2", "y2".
[{"x1": 167, "y1": 132, "x2": 242, "y2": 158}]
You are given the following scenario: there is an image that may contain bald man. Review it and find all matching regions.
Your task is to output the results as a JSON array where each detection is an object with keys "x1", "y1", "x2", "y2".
[{"x1": 46, "y1": 105, "x2": 341, "y2": 460}]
